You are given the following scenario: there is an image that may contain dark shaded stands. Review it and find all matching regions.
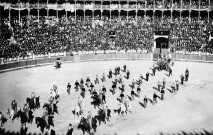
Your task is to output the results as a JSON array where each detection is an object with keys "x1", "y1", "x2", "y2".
[{"x1": 0, "y1": 0, "x2": 213, "y2": 61}]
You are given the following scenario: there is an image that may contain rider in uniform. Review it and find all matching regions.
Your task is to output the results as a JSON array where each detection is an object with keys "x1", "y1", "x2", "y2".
[
  {"x1": 23, "y1": 103, "x2": 29, "y2": 119},
  {"x1": 86, "y1": 111, "x2": 93, "y2": 129},
  {"x1": 11, "y1": 100, "x2": 17, "y2": 113},
  {"x1": 31, "y1": 92, "x2": 36, "y2": 108}
]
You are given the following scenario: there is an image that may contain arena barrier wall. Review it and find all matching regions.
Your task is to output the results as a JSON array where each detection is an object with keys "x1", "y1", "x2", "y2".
[
  {"x1": 1, "y1": 53, "x2": 213, "y2": 73},
  {"x1": 0, "y1": 53, "x2": 151, "y2": 73},
  {"x1": 171, "y1": 53, "x2": 213, "y2": 63}
]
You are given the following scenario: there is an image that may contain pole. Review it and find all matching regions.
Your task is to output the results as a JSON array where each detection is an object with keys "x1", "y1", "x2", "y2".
[
  {"x1": 118, "y1": 0, "x2": 120, "y2": 19},
  {"x1": 101, "y1": 0, "x2": 103, "y2": 20},
  {"x1": 110, "y1": 0, "x2": 111, "y2": 22},
  {"x1": 75, "y1": 0, "x2": 76, "y2": 23},
  {"x1": 153, "y1": 0, "x2": 155, "y2": 23},
  {"x1": 198, "y1": 0, "x2": 200, "y2": 21},
  {"x1": 19, "y1": 0, "x2": 20, "y2": 23},
  {"x1": 84, "y1": 0, "x2": 85, "y2": 22}
]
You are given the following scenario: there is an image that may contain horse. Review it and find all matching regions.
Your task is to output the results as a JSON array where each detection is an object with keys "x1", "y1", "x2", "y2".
[
  {"x1": 18, "y1": 110, "x2": 28, "y2": 125},
  {"x1": 43, "y1": 103, "x2": 53, "y2": 116},
  {"x1": 55, "y1": 61, "x2": 62, "y2": 69},
  {"x1": 26, "y1": 98, "x2": 35, "y2": 111},
  {"x1": 35, "y1": 117, "x2": 47, "y2": 133},
  {"x1": 95, "y1": 109, "x2": 106, "y2": 125},
  {"x1": 91, "y1": 95, "x2": 101, "y2": 109},
  {"x1": 114, "y1": 103, "x2": 126, "y2": 116},
  {"x1": 78, "y1": 117, "x2": 97, "y2": 135},
  {"x1": 77, "y1": 117, "x2": 91, "y2": 135},
  {"x1": 72, "y1": 104, "x2": 82, "y2": 119},
  {"x1": 6, "y1": 107, "x2": 21, "y2": 122},
  {"x1": 35, "y1": 116, "x2": 54, "y2": 133}
]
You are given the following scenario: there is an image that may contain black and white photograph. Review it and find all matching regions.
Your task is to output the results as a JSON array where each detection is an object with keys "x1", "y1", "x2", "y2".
[{"x1": 0, "y1": 0, "x2": 213, "y2": 135}]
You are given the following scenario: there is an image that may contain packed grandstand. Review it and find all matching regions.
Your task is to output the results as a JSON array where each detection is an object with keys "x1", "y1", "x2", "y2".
[{"x1": 0, "y1": 0, "x2": 213, "y2": 62}]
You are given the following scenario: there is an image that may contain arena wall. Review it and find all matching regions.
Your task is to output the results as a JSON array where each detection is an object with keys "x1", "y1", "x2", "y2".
[
  {"x1": 171, "y1": 53, "x2": 213, "y2": 63},
  {"x1": 1, "y1": 53, "x2": 213, "y2": 73}
]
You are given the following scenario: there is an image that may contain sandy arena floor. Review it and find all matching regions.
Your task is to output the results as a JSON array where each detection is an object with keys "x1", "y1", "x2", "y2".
[{"x1": 0, "y1": 60, "x2": 213, "y2": 135}]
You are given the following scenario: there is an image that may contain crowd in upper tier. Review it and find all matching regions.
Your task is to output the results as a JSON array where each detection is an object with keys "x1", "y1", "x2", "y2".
[{"x1": 0, "y1": 14, "x2": 213, "y2": 60}]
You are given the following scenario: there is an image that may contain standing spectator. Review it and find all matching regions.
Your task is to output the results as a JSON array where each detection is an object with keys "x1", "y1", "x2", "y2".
[
  {"x1": 123, "y1": 64, "x2": 127, "y2": 72},
  {"x1": 102, "y1": 85, "x2": 106, "y2": 103},
  {"x1": 175, "y1": 80, "x2": 179, "y2": 91},
  {"x1": 160, "y1": 88, "x2": 165, "y2": 100},
  {"x1": 185, "y1": 68, "x2": 189, "y2": 81},
  {"x1": 171, "y1": 83, "x2": 176, "y2": 93},
  {"x1": 180, "y1": 74, "x2": 184, "y2": 84},
  {"x1": 121, "y1": 80, "x2": 125, "y2": 92},
  {"x1": 157, "y1": 81, "x2": 161, "y2": 91},
  {"x1": 74, "y1": 80, "x2": 80, "y2": 91},
  {"x1": 136, "y1": 86, "x2": 141, "y2": 97},
  {"x1": 162, "y1": 78, "x2": 166, "y2": 89},
  {"x1": 126, "y1": 70, "x2": 130, "y2": 79},
  {"x1": 143, "y1": 95, "x2": 148, "y2": 108},
  {"x1": 153, "y1": 93, "x2": 158, "y2": 104},
  {"x1": 152, "y1": 67, "x2": 156, "y2": 76},
  {"x1": 146, "y1": 72, "x2": 149, "y2": 81},
  {"x1": 131, "y1": 89, "x2": 135, "y2": 101},
  {"x1": 120, "y1": 92, "x2": 125, "y2": 103},
  {"x1": 168, "y1": 67, "x2": 172, "y2": 76},
  {"x1": 109, "y1": 69, "x2": 112, "y2": 78},
  {"x1": 67, "y1": 83, "x2": 71, "y2": 95}
]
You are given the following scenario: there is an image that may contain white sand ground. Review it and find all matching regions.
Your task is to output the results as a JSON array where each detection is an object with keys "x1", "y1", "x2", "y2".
[{"x1": 0, "y1": 60, "x2": 213, "y2": 135}]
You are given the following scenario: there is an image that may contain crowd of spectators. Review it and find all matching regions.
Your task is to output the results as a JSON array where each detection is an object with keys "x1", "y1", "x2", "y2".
[{"x1": 0, "y1": 12, "x2": 213, "y2": 61}]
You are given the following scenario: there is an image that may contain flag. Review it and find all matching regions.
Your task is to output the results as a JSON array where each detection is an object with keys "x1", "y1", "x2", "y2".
[{"x1": 109, "y1": 31, "x2": 116, "y2": 38}]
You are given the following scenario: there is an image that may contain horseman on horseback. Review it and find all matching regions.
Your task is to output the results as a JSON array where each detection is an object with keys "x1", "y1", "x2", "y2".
[
  {"x1": 55, "y1": 57, "x2": 62, "y2": 69},
  {"x1": 86, "y1": 111, "x2": 93, "y2": 129},
  {"x1": 11, "y1": 100, "x2": 17, "y2": 113}
]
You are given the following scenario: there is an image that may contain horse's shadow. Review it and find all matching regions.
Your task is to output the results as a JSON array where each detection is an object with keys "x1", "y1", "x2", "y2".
[
  {"x1": 166, "y1": 88, "x2": 173, "y2": 93},
  {"x1": 121, "y1": 69, "x2": 125, "y2": 72},
  {"x1": 127, "y1": 95, "x2": 132, "y2": 101},
  {"x1": 124, "y1": 76, "x2": 128, "y2": 79},
  {"x1": 110, "y1": 89, "x2": 115, "y2": 95},
  {"x1": 148, "y1": 98, "x2": 154, "y2": 105},
  {"x1": 139, "y1": 101, "x2": 145, "y2": 108},
  {"x1": 129, "y1": 84, "x2": 134, "y2": 89},
  {"x1": 135, "y1": 80, "x2": 142, "y2": 86},
  {"x1": 117, "y1": 98, "x2": 121, "y2": 103},
  {"x1": 164, "y1": 73, "x2": 170, "y2": 77},
  {"x1": 118, "y1": 87, "x2": 123, "y2": 92},
  {"x1": 107, "y1": 75, "x2": 111, "y2": 79},
  {"x1": 153, "y1": 86, "x2": 159, "y2": 91}
]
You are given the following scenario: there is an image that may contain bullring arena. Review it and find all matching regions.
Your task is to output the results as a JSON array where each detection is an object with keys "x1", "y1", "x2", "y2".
[
  {"x1": 1, "y1": 0, "x2": 213, "y2": 134},
  {"x1": 1, "y1": 53, "x2": 213, "y2": 135}
]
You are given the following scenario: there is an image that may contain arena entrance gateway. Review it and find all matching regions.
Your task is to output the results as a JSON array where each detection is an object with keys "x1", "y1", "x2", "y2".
[{"x1": 152, "y1": 31, "x2": 170, "y2": 60}]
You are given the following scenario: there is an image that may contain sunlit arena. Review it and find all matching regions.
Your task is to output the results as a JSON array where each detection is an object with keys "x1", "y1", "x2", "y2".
[{"x1": 0, "y1": 0, "x2": 213, "y2": 135}]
